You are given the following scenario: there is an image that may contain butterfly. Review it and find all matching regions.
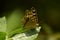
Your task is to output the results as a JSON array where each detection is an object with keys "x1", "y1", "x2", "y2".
[{"x1": 21, "y1": 7, "x2": 39, "y2": 29}]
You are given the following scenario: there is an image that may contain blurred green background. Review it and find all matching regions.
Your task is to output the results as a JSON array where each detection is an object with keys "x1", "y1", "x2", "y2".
[{"x1": 0, "y1": 0, "x2": 60, "y2": 40}]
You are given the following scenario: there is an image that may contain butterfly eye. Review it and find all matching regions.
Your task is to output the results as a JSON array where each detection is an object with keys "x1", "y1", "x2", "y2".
[{"x1": 31, "y1": 7, "x2": 36, "y2": 13}]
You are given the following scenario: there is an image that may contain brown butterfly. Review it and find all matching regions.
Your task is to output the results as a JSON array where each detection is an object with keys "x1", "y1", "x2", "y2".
[{"x1": 21, "y1": 7, "x2": 39, "y2": 29}]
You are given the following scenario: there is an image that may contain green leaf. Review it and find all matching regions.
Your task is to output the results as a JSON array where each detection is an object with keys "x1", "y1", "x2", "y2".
[{"x1": 0, "y1": 32, "x2": 6, "y2": 40}]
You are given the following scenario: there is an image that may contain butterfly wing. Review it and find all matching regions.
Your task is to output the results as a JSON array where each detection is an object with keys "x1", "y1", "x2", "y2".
[{"x1": 21, "y1": 7, "x2": 39, "y2": 29}]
